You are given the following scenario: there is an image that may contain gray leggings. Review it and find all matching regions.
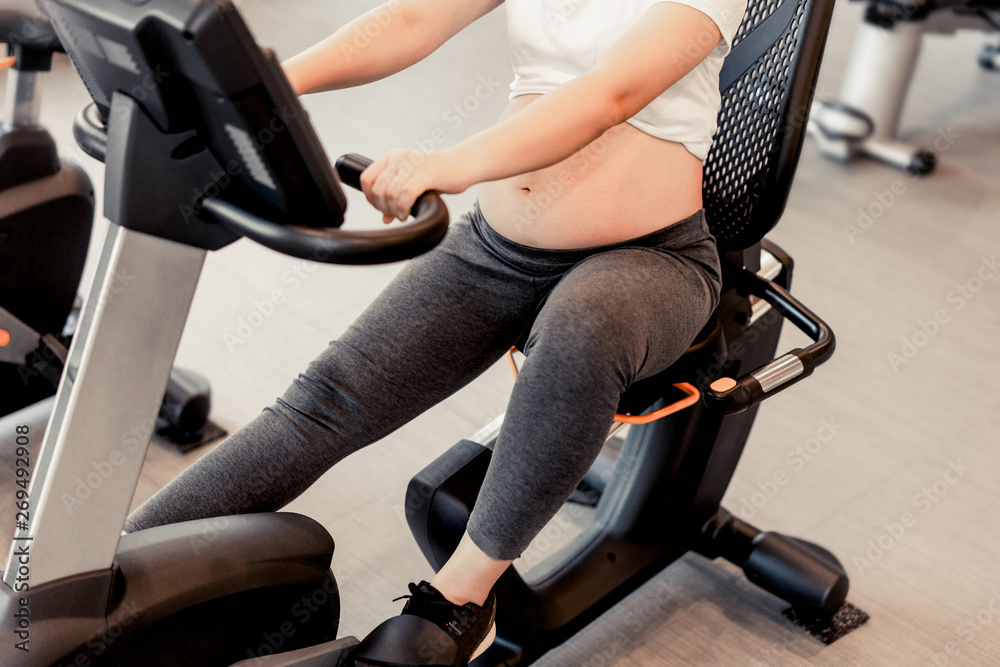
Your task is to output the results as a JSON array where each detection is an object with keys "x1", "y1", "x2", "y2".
[{"x1": 125, "y1": 203, "x2": 722, "y2": 560}]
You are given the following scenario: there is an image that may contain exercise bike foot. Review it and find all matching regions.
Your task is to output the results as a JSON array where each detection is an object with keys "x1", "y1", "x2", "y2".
[
  {"x1": 742, "y1": 533, "x2": 849, "y2": 617},
  {"x1": 701, "y1": 510, "x2": 871, "y2": 643},
  {"x1": 783, "y1": 600, "x2": 870, "y2": 644},
  {"x1": 905, "y1": 150, "x2": 936, "y2": 176},
  {"x1": 701, "y1": 511, "x2": 850, "y2": 617}
]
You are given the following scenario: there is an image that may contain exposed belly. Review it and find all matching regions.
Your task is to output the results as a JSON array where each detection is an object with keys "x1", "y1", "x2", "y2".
[{"x1": 477, "y1": 95, "x2": 704, "y2": 249}]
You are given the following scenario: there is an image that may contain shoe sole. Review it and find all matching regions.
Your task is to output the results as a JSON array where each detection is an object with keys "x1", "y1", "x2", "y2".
[{"x1": 470, "y1": 622, "x2": 497, "y2": 662}]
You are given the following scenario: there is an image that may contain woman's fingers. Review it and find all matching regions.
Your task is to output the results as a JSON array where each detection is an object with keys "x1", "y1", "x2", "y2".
[
  {"x1": 359, "y1": 158, "x2": 387, "y2": 212},
  {"x1": 361, "y1": 149, "x2": 431, "y2": 222}
]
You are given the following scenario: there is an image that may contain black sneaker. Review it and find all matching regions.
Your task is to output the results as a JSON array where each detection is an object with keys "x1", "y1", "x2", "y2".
[{"x1": 396, "y1": 581, "x2": 496, "y2": 663}]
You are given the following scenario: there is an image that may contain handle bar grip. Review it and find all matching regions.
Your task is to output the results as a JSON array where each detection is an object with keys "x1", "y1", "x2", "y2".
[
  {"x1": 203, "y1": 153, "x2": 449, "y2": 265},
  {"x1": 704, "y1": 273, "x2": 835, "y2": 415},
  {"x1": 334, "y1": 153, "x2": 370, "y2": 191}
]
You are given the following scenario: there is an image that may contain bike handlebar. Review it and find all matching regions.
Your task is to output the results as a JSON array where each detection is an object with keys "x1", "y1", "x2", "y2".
[
  {"x1": 205, "y1": 154, "x2": 450, "y2": 265},
  {"x1": 703, "y1": 271, "x2": 835, "y2": 415}
]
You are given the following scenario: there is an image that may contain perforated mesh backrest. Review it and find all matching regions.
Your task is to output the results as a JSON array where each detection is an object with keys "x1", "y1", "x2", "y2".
[{"x1": 703, "y1": 0, "x2": 836, "y2": 251}]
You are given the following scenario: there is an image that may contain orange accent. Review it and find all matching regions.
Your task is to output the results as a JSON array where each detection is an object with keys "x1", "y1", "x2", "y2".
[
  {"x1": 613, "y1": 382, "x2": 700, "y2": 424},
  {"x1": 504, "y1": 348, "x2": 701, "y2": 425},
  {"x1": 0, "y1": 329, "x2": 9, "y2": 347},
  {"x1": 0, "y1": 57, "x2": 15, "y2": 69},
  {"x1": 710, "y1": 377, "x2": 738, "y2": 392},
  {"x1": 505, "y1": 347, "x2": 520, "y2": 377}
]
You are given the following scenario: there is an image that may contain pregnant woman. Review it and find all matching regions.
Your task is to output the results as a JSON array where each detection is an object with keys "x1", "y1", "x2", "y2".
[{"x1": 125, "y1": 0, "x2": 747, "y2": 660}]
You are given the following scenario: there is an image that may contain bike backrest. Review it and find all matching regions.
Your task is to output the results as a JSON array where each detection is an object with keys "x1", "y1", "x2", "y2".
[{"x1": 703, "y1": 0, "x2": 836, "y2": 251}]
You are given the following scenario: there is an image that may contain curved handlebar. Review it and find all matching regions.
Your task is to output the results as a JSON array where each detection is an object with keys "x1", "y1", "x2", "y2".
[
  {"x1": 204, "y1": 154, "x2": 450, "y2": 265},
  {"x1": 72, "y1": 99, "x2": 449, "y2": 264},
  {"x1": 704, "y1": 272, "x2": 834, "y2": 415}
]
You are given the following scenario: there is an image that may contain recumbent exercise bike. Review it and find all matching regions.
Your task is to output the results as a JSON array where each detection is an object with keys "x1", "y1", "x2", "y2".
[{"x1": 0, "y1": 0, "x2": 865, "y2": 664}]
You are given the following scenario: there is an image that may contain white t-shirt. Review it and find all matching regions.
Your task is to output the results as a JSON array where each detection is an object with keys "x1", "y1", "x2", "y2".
[{"x1": 506, "y1": 0, "x2": 748, "y2": 160}]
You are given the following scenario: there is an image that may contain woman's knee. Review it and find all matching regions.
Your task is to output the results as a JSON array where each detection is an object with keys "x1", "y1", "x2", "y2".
[{"x1": 522, "y1": 284, "x2": 649, "y2": 385}]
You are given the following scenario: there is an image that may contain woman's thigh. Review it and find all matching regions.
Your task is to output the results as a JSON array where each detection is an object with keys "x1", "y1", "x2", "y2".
[
  {"x1": 283, "y1": 219, "x2": 542, "y2": 430},
  {"x1": 522, "y1": 245, "x2": 720, "y2": 386}
]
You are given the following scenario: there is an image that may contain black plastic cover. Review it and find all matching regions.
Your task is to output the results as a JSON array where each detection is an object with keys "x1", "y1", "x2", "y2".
[
  {"x1": 41, "y1": 0, "x2": 346, "y2": 228},
  {"x1": 703, "y1": 0, "x2": 837, "y2": 250}
]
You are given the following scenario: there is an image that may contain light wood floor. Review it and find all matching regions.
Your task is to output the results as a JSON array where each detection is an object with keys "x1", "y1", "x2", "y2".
[{"x1": 4, "y1": 0, "x2": 999, "y2": 664}]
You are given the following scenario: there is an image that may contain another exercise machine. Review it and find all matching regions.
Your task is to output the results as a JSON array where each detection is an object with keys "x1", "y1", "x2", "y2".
[
  {"x1": 0, "y1": 9, "x2": 217, "y2": 446},
  {"x1": 0, "y1": 0, "x2": 866, "y2": 664},
  {"x1": 0, "y1": 7, "x2": 94, "y2": 417},
  {"x1": 807, "y1": 0, "x2": 1000, "y2": 174}
]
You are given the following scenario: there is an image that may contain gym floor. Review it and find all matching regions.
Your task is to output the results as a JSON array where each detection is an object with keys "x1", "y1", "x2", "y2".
[{"x1": 4, "y1": 0, "x2": 998, "y2": 664}]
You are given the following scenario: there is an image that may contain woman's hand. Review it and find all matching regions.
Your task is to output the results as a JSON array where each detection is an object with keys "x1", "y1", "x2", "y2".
[{"x1": 360, "y1": 149, "x2": 472, "y2": 223}]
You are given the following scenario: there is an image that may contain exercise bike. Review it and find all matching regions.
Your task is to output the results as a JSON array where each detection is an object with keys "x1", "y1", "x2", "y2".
[
  {"x1": 807, "y1": 0, "x2": 1000, "y2": 174},
  {"x1": 0, "y1": 0, "x2": 864, "y2": 665},
  {"x1": 0, "y1": 7, "x2": 94, "y2": 417}
]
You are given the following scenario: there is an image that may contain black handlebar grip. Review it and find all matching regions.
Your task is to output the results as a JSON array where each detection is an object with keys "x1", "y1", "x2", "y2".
[
  {"x1": 203, "y1": 152, "x2": 450, "y2": 265},
  {"x1": 335, "y1": 153, "x2": 372, "y2": 192}
]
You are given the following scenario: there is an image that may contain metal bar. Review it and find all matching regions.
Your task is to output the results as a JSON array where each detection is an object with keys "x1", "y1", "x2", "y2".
[
  {"x1": 470, "y1": 411, "x2": 628, "y2": 449},
  {"x1": 3, "y1": 224, "x2": 205, "y2": 586},
  {"x1": 4, "y1": 69, "x2": 42, "y2": 126},
  {"x1": 749, "y1": 248, "x2": 781, "y2": 325},
  {"x1": 752, "y1": 353, "x2": 805, "y2": 393}
]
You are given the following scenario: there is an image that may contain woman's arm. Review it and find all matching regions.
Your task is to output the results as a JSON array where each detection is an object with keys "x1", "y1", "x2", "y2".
[
  {"x1": 283, "y1": 0, "x2": 503, "y2": 95},
  {"x1": 363, "y1": 2, "x2": 724, "y2": 221}
]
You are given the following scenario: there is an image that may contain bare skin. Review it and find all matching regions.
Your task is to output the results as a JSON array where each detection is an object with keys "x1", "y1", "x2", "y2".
[{"x1": 477, "y1": 95, "x2": 703, "y2": 249}]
